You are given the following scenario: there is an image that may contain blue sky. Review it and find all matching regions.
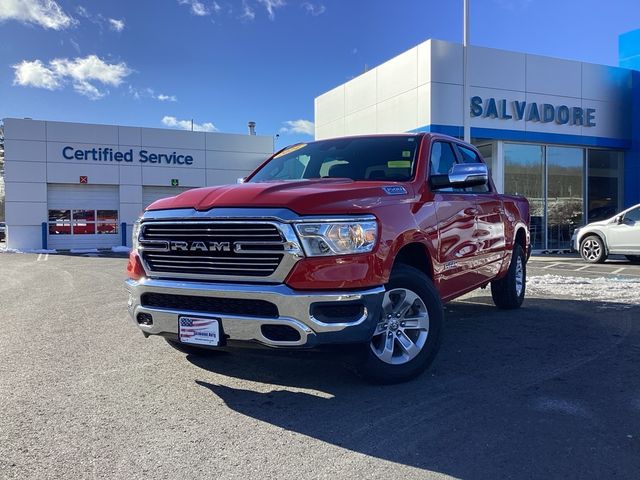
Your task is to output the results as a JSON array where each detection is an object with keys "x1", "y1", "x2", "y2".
[{"x1": 0, "y1": 0, "x2": 639, "y2": 148}]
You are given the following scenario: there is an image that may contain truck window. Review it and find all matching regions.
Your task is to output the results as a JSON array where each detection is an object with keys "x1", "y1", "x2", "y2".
[{"x1": 249, "y1": 136, "x2": 419, "y2": 183}]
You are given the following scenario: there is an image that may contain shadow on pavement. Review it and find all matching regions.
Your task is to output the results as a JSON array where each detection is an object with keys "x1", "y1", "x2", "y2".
[{"x1": 187, "y1": 297, "x2": 640, "y2": 479}]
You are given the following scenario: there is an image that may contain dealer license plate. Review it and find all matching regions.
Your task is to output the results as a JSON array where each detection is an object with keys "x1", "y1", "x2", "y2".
[{"x1": 178, "y1": 316, "x2": 220, "y2": 346}]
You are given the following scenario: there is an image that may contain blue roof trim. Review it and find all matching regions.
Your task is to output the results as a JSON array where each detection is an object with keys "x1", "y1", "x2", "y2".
[{"x1": 410, "y1": 124, "x2": 631, "y2": 149}]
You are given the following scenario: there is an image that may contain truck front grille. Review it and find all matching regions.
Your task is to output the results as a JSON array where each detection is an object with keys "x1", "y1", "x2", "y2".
[{"x1": 138, "y1": 221, "x2": 297, "y2": 281}]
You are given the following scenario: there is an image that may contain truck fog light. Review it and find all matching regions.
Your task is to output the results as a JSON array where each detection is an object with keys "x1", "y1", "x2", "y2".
[{"x1": 136, "y1": 312, "x2": 153, "y2": 326}]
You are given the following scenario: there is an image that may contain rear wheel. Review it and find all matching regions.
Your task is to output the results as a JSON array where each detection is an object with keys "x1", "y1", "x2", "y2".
[
  {"x1": 357, "y1": 264, "x2": 443, "y2": 384},
  {"x1": 626, "y1": 255, "x2": 640, "y2": 264},
  {"x1": 491, "y1": 244, "x2": 526, "y2": 309},
  {"x1": 580, "y1": 235, "x2": 607, "y2": 263}
]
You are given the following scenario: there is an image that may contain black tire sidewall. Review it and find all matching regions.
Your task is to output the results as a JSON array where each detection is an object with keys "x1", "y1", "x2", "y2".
[
  {"x1": 358, "y1": 264, "x2": 443, "y2": 384},
  {"x1": 491, "y1": 244, "x2": 526, "y2": 309}
]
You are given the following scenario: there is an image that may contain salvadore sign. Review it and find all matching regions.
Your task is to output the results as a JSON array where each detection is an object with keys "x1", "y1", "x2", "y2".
[
  {"x1": 470, "y1": 96, "x2": 596, "y2": 127},
  {"x1": 62, "y1": 146, "x2": 195, "y2": 165}
]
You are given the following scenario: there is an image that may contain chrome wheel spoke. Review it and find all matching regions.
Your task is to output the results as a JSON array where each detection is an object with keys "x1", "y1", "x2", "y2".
[
  {"x1": 402, "y1": 312, "x2": 429, "y2": 330},
  {"x1": 396, "y1": 331, "x2": 420, "y2": 357},
  {"x1": 379, "y1": 334, "x2": 395, "y2": 363},
  {"x1": 395, "y1": 290, "x2": 420, "y2": 317},
  {"x1": 373, "y1": 322, "x2": 387, "y2": 336}
]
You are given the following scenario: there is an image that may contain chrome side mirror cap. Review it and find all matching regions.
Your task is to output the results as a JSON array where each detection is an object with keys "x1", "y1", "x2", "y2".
[
  {"x1": 447, "y1": 163, "x2": 489, "y2": 187},
  {"x1": 430, "y1": 162, "x2": 489, "y2": 190}
]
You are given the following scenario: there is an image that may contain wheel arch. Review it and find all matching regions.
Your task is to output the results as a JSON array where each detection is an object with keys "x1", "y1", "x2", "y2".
[
  {"x1": 579, "y1": 229, "x2": 609, "y2": 254},
  {"x1": 389, "y1": 236, "x2": 435, "y2": 281}
]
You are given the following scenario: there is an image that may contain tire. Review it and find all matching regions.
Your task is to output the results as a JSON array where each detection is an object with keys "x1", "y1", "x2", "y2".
[
  {"x1": 580, "y1": 235, "x2": 607, "y2": 263},
  {"x1": 165, "y1": 337, "x2": 211, "y2": 356},
  {"x1": 491, "y1": 244, "x2": 526, "y2": 310},
  {"x1": 357, "y1": 264, "x2": 443, "y2": 384},
  {"x1": 626, "y1": 255, "x2": 640, "y2": 264}
]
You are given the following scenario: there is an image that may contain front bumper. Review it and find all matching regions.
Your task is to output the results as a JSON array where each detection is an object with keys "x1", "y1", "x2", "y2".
[{"x1": 125, "y1": 278, "x2": 385, "y2": 348}]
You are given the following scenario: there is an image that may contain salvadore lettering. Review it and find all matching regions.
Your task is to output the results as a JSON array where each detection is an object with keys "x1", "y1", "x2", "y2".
[
  {"x1": 470, "y1": 96, "x2": 596, "y2": 127},
  {"x1": 62, "y1": 147, "x2": 195, "y2": 165}
]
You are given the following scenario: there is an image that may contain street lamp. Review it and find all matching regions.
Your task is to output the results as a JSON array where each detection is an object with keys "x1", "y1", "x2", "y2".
[{"x1": 463, "y1": 0, "x2": 470, "y2": 143}]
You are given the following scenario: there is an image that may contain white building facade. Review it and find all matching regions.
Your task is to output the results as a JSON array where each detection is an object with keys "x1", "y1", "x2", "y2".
[
  {"x1": 2, "y1": 119, "x2": 272, "y2": 250},
  {"x1": 315, "y1": 39, "x2": 639, "y2": 251}
]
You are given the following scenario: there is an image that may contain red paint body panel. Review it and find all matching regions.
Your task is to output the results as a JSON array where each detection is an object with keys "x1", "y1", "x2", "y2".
[{"x1": 144, "y1": 133, "x2": 530, "y2": 302}]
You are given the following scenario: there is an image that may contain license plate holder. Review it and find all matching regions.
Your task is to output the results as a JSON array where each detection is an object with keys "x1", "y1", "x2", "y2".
[{"x1": 178, "y1": 316, "x2": 220, "y2": 346}]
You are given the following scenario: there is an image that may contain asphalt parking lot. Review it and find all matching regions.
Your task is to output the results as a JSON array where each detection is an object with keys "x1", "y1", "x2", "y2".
[{"x1": 1, "y1": 252, "x2": 639, "y2": 479}]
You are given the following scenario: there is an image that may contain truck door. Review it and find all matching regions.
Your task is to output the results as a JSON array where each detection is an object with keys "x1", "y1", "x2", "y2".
[
  {"x1": 428, "y1": 141, "x2": 482, "y2": 299},
  {"x1": 455, "y1": 144, "x2": 507, "y2": 283}
]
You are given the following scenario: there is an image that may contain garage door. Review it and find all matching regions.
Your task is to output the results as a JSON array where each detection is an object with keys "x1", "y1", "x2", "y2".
[
  {"x1": 47, "y1": 184, "x2": 120, "y2": 250},
  {"x1": 142, "y1": 186, "x2": 191, "y2": 209}
]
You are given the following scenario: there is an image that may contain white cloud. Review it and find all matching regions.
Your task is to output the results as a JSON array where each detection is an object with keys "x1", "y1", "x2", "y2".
[
  {"x1": 302, "y1": 2, "x2": 325, "y2": 16},
  {"x1": 257, "y1": 0, "x2": 285, "y2": 20},
  {"x1": 178, "y1": 0, "x2": 210, "y2": 16},
  {"x1": 12, "y1": 55, "x2": 131, "y2": 100},
  {"x1": 280, "y1": 119, "x2": 314, "y2": 136},
  {"x1": 108, "y1": 18, "x2": 124, "y2": 31},
  {"x1": 0, "y1": 0, "x2": 75, "y2": 29},
  {"x1": 240, "y1": 0, "x2": 255, "y2": 20},
  {"x1": 129, "y1": 87, "x2": 178, "y2": 102},
  {"x1": 162, "y1": 116, "x2": 218, "y2": 132},
  {"x1": 12, "y1": 59, "x2": 61, "y2": 90}
]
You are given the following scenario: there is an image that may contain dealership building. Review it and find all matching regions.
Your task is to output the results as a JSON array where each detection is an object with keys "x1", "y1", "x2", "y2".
[
  {"x1": 1, "y1": 118, "x2": 272, "y2": 250},
  {"x1": 315, "y1": 38, "x2": 640, "y2": 251}
]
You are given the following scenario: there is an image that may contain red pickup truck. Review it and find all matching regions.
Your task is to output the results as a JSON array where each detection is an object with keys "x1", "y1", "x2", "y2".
[{"x1": 126, "y1": 134, "x2": 530, "y2": 383}]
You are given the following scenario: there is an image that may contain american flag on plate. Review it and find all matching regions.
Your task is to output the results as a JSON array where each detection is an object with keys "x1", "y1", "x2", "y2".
[{"x1": 178, "y1": 317, "x2": 220, "y2": 345}]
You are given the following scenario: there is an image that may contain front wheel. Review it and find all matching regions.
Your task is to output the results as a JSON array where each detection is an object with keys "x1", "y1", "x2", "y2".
[
  {"x1": 491, "y1": 244, "x2": 526, "y2": 309},
  {"x1": 580, "y1": 235, "x2": 607, "y2": 263},
  {"x1": 357, "y1": 264, "x2": 443, "y2": 384}
]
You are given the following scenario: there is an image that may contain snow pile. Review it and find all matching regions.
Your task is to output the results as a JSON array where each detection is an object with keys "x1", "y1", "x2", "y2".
[
  {"x1": 0, "y1": 248, "x2": 57, "y2": 254},
  {"x1": 527, "y1": 275, "x2": 640, "y2": 306}
]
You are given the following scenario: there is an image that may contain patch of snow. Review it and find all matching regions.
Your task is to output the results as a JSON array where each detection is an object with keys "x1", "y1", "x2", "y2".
[
  {"x1": 527, "y1": 274, "x2": 640, "y2": 305},
  {"x1": 0, "y1": 248, "x2": 57, "y2": 254},
  {"x1": 111, "y1": 246, "x2": 131, "y2": 253}
]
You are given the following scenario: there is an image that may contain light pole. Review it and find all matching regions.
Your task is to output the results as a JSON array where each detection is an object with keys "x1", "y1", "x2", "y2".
[{"x1": 463, "y1": 0, "x2": 470, "y2": 143}]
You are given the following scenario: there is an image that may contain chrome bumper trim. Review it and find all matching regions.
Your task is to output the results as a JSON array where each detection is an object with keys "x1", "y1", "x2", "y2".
[{"x1": 125, "y1": 278, "x2": 384, "y2": 348}]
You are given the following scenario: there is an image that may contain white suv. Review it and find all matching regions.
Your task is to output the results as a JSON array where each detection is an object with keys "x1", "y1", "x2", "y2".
[{"x1": 573, "y1": 204, "x2": 640, "y2": 264}]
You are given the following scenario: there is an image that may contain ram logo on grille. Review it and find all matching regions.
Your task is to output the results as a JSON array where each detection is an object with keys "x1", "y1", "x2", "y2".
[{"x1": 170, "y1": 241, "x2": 231, "y2": 252}]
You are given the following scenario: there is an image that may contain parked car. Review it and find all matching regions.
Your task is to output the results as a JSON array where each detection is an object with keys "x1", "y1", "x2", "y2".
[
  {"x1": 573, "y1": 203, "x2": 640, "y2": 263},
  {"x1": 0, "y1": 222, "x2": 5, "y2": 241},
  {"x1": 125, "y1": 133, "x2": 530, "y2": 383}
]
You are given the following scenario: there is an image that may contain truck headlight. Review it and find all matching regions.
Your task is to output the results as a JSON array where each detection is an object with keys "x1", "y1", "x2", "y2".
[
  {"x1": 132, "y1": 220, "x2": 141, "y2": 250},
  {"x1": 294, "y1": 219, "x2": 378, "y2": 256}
]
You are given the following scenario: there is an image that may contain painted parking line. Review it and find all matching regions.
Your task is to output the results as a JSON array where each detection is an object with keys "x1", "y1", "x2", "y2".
[
  {"x1": 611, "y1": 267, "x2": 626, "y2": 275},
  {"x1": 575, "y1": 265, "x2": 591, "y2": 271},
  {"x1": 36, "y1": 253, "x2": 49, "y2": 261},
  {"x1": 542, "y1": 262, "x2": 561, "y2": 269}
]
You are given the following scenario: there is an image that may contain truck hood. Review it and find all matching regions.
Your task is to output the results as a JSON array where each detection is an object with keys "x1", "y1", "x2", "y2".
[{"x1": 146, "y1": 179, "x2": 414, "y2": 215}]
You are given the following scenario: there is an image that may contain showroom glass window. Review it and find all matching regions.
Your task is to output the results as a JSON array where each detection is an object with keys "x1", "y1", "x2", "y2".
[
  {"x1": 587, "y1": 149, "x2": 622, "y2": 222},
  {"x1": 504, "y1": 143, "x2": 545, "y2": 250},
  {"x1": 547, "y1": 146, "x2": 583, "y2": 250}
]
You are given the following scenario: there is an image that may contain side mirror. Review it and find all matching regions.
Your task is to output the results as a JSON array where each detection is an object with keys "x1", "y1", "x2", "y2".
[{"x1": 430, "y1": 163, "x2": 489, "y2": 190}]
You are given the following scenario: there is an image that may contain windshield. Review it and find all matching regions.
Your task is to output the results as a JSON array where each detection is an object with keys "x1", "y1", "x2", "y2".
[{"x1": 249, "y1": 136, "x2": 420, "y2": 183}]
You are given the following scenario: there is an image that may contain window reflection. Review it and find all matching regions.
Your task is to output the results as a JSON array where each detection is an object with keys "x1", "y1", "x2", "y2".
[
  {"x1": 547, "y1": 147, "x2": 583, "y2": 249},
  {"x1": 47, "y1": 209, "x2": 119, "y2": 236},
  {"x1": 588, "y1": 150, "x2": 621, "y2": 222},
  {"x1": 504, "y1": 144, "x2": 545, "y2": 250}
]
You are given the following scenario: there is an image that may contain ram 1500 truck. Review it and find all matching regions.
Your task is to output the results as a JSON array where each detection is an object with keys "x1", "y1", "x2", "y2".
[{"x1": 126, "y1": 133, "x2": 530, "y2": 383}]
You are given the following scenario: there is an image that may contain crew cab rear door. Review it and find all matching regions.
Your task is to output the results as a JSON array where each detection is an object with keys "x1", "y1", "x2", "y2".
[{"x1": 454, "y1": 143, "x2": 507, "y2": 282}]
